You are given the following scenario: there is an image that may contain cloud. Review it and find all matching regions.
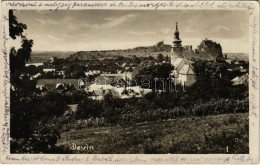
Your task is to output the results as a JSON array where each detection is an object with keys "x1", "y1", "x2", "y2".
[
  {"x1": 183, "y1": 29, "x2": 196, "y2": 33},
  {"x1": 30, "y1": 34, "x2": 41, "y2": 38},
  {"x1": 83, "y1": 14, "x2": 138, "y2": 30},
  {"x1": 35, "y1": 18, "x2": 45, "y2": 24},
  {"x1": 36, "y1": 10, "x2": 54, "y2": 15},
  {"x1": 127, "y1": 31, "x2": 156, "y2": 36},
  {"x1": 207, "y1": 25, "x2": 231, "y2": 33},
  {"x1": 161, "y1": 28, "x2": 172, "y2": 34},
  {"x1": 162, "y1": 27, "x2": 195, "y2": 34},
  {"x1": 103, "y1": 14, "x2": 137, "y2": 27},
  {"x1": 47, "y1": 34, "x2": 62, "y2": 41}
]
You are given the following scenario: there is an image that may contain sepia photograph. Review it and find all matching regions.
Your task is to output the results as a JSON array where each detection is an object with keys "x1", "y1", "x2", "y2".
[
  {"x1": 0, "y1": 1, "x2": 259, "y2": 164},
  {"x1": 7, "y1": 9, "x2": 250, "y2": 154}
]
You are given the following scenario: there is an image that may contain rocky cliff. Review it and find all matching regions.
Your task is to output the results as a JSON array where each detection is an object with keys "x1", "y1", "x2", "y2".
[{"x1": 197, "y1": 39, "x2": 223, "y2": 59}]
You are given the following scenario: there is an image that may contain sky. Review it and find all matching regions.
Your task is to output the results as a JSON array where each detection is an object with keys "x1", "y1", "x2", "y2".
[{"x1": 12, "y1": 10, "x2": 249, "y2": 53}]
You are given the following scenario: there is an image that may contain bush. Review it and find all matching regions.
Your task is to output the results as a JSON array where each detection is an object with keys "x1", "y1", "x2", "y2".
[
  {"x1": 11, "y1": 131, "x2": 72, "y2": 153},
  {"x1": 100, "y1": 98, "x2": 248, "y2": 125}
]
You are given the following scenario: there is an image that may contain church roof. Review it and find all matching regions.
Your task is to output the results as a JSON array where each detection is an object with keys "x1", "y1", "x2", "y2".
[
  {"x1": 179, "y1": 64, "x2": 196, "y2": 75},
  {"x1": 173, "y1": 58, "x2": 190, "y2": 71},
  {"x1": 93, "y1": 89, "x2": 104, "y2": 96},
  {"x1": 173, "y1": 58, "x2": 184, "y2": 68},
  {"x1": 173, "y1": 58, "x2": 184, "y2": 69}
]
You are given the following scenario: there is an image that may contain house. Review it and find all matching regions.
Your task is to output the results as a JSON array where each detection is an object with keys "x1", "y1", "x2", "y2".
[
  {"x1": 101, "y1": 72, "x2": 133, "y2": 81},
  {"x1": 117, "y1": 70, "x2": 123, "y2": 74},
  {"x1": 29, "y1": 73, "x2": 42, "y2": 80},
  {"x1": 123, "y1": 72, "x2": 133, "y2": 81},
  {"x1": 67, "y1": 104, "x2": 78, "y2": 113},
  {"x1": 225, "y1": 59, "x2": 232, "y2": 64},
  {"x1": 56, "y1": 70, "x2": 65, "y2": 76},
  {"x1": 49, "y1": 56, "x2": 55, "y2": 63},
  {"x1": 85, "y1": 70, "x2": 101, "y2": 76},
  {"x1": 231, "y1": 74, "x2": 248, "y2": 85},
  {"x1": 102, "y1": 71, "x2": 111, "y2": 74},
  {"x1": 87, "y1": 75, "x2": 114, "y2": 92},
  {"x1": 234, "y1": 61, "x2": 240, "y2": 65},
  {"x1": 25, "y1": 63, "x2": 44, "y2": 67},
  {"x1": 36, "y1": 79, "x2": 85, "y2": 90},
  {"x1": 43, "y1": 68, "x2": 55, "y2": 73},
  {"x1": 100, "y1": 74, "x2": 126, "y2": 87},
  {"x1": 113, "y1": 86, "x2": 152, "y2": 99},
  {"x1": 125, "y1": 67, "x2": 130, "y2": 71},
  {"x1": 172, "y1": 58, "x2": 196, "y2": 86},
  {"x1": 121, "y1": 63, "x2": 127, "y2": 67},
  {"x1": 64, "y1": 104, "x2": 79, "y2": 115},
  {"x1": 87, "y1": 73, "x2": 152, "y2": 99},
  {"x1": 88, "y1": 84, "x2": 114, "y2": 92},
  {"x1": 89, "y1": 89, "x2": 105, "y2": 100}
]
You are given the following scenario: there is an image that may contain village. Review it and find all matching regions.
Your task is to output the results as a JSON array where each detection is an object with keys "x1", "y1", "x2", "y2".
[
  {"x1": 22, "y1": 22, "x2": 248, "y2": 102},
  {"x1": 22, "y1": 23, "x2": 248, "y2": 100},
  {"x1": 8, "y1": 8, "x2": 251, "y2": 154}
]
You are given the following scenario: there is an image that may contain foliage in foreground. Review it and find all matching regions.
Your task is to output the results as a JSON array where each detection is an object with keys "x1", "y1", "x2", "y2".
[
  {"x1": 10, "y1": 131, "x2": 72, "y2": 153},
  {"x1": 57, "y1": 113, "x2": 249, "y2": 154}
]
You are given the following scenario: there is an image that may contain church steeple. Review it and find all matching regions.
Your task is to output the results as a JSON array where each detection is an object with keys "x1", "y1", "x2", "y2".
[
  {"x1": 171, "y1": 22, "x2": 183, "y2": 63},
  {"x1": 173, "y1": 22, "x2": 182, "y2": 48}
]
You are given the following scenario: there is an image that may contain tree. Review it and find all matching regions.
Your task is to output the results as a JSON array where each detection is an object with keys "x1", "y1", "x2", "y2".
[
  {"x1": 9, "y1": 10, "x2": 65, "y2": 153},
  {"x1": 64, "y1": 62, "x2": 87, "y2": 78},
  {"x1": 135, "y1": 63, "x2": 174, "y2": 91},
  {"x1": 9, "y1": 10, "x2": 34, "y2": 76},
  {"x1": 157, "y1": 54, "x2": 164, "y2": 63},
  {"x1": 165, "y1": 55, "x2": 169, "y2": 62},
  {"x1": 9, "y1": 10, "x2": 27, "y2": 40},
  {"x1": 191, "y1": 60, "x2": 232, "y2": 99}
]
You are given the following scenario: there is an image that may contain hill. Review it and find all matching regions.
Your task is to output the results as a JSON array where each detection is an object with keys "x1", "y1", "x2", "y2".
[
  {"x1": 197, "y1": 39, "x2": 223, "y2": 58},
  {"x1": 29, "y1": 51, "x2": 75, "y2": 62},
  {"x1": 29, "y1": 41, "x2": 248, "y2": 63},
  {"x1": 70, "y1": 42, "x2": 172, "y2": 60},
  {"x1": 57, "y1": 113, "x2": 248, "y2": 154},
  {"x1": 70, "y1": 41, "x2": 217, "y2": 61},
  {"x1": 225, "y1": 53, "x2": 249, "y2": 62}
]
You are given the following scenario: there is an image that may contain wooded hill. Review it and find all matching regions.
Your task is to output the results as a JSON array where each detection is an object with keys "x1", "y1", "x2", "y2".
[{"x1": 71, "y1": 39, "x2": 224, "y2": 61}]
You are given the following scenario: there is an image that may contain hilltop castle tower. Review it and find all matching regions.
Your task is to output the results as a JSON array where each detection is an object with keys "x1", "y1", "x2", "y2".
[{"x1": 171, "y1": 22, "x2": 184, "y2": 64}]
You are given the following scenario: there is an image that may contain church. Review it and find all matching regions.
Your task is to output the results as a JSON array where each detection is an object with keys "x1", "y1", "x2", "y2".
[{"x1": 170, "y1": 22, "x2": 196, "y2": 87}]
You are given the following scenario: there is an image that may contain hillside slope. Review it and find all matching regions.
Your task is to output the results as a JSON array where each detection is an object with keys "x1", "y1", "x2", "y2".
[
  {"x1": 71, "y1": 42, "x2": 217, "y2": 61},
  {"x1": 57, "y1": 113, "x2": 248, "y2": 154}
]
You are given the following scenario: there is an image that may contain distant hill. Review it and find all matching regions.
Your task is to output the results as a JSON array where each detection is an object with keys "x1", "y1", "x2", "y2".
[
  {"x1": 29, "y1": 51, "x2": 75, "y2": 62},
  {"x1": 70, "y1": 41, "x2": 173, "y2": 60},
  {"x1": 70, "y1": 40, "x2": 226, "y2": 61},
  {"x1": 197, "y1": 39, "x2": 223, "y2": 58},
  {"x1": 225, "y1": 53, "x2": 249, "y2": 62},
  {"x1": 29, "y1": 41, "x2": 248, "y2": 63}
]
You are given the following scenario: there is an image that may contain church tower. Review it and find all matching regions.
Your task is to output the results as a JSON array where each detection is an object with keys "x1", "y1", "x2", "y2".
[{"x1": 171, "y1": 22, "x2": 183, "y2": 65}]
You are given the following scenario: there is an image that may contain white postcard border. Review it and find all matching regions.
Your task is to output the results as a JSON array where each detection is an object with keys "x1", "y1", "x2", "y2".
[{"x1": 0, "y1": 1, "x2": 259, "y2": 164}]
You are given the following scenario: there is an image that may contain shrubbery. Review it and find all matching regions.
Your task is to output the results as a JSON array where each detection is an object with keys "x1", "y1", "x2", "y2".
[
  {"x1": 11, "y1": 131, "x2": 71, "y2": 153},
  {"x1": 101, "y1": 98, "x2": 248, "y2": 125},
  {"x1": 49, "y1": 97, "x2": 249, "y2": 132}
]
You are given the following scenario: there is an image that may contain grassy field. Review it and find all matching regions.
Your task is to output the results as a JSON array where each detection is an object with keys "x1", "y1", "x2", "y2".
[{"x1": 57, "y1": 113, "x2": 248, "y2": 154}]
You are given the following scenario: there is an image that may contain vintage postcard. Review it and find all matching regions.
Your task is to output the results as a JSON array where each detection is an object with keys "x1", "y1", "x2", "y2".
[{"x1": 0, "y1": 0, "x2": 259, "y2": 164}]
